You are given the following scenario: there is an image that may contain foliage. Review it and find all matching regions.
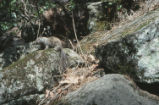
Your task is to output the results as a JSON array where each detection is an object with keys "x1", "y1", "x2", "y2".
[
  {"x1": 66, "y1": 0, "x2": 76, "y2": 11},
  {"x1": 0, "y1": 0, "x2": 58, "y2": 32},
  {"x1": 0, "y1": 0, "x2": 137, "y2": 36}
]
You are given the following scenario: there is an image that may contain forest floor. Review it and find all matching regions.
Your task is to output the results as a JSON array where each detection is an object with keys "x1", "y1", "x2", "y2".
[{"x1": 38, "y1": 1, "x2": 159, "y2": 105}]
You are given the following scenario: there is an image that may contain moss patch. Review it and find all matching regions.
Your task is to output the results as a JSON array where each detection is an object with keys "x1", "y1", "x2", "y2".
[
  {"x1": 95, "y1": 21, "x2": 111, "y2": 31},
  {"x1": 3, "y1": 51, "x2": 37, "y2": 71},
  {"x1": 3, "y1": 48, "x2": 57, "y2": 71}
]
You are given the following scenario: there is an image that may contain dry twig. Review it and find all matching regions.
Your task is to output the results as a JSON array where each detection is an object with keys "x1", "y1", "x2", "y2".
[{"x1": 72, "y1": 11, "x2": 84, "y2": 55}]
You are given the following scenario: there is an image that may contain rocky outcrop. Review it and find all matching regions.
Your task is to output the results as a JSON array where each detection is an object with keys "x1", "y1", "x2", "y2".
[
  {"x1": 95, "y1": 9, "x2": 159, "y2": 95},
  {"x1": 0, "y1": 38, "x2": 42, "y2": 71},
  {"x1": 0, "y1": 48, "x2": 84, "y2": 105},
  {"x1": 62, "y1": 74, "x2": 159, "y2": 105},
  {"x1": 96, "y1": 16, "x2": 159, "y2": 82}
]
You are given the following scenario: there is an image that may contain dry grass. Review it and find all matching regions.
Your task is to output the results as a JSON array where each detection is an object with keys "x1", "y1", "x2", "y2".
[{"x1": 38, "y1": 54, "x2": 103, "y2": 105}]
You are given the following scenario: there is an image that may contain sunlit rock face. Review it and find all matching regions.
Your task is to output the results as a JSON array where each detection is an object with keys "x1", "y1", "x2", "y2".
[
  {"x1": 96, "y1": 17, "x2": 159, "y2": 84},
  {"x1": 95, "y1": 10, "x2": 159, "y2": 97}
]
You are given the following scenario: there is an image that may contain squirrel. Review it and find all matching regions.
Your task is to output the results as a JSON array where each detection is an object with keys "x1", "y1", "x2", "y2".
[{"x1": 33, "y1": 36, "x2": 69, "y2": 74}]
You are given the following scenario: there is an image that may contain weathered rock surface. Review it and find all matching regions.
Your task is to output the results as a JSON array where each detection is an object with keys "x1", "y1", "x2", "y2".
[
  {"x1": 81, "y1": 8, "x2": 159, "y2": 54},
  {"x1": 94, "y1": 9, "x2": 159, "y2": 95},
  {"x1": 87, "y1": 0, "x2": 137, "y2": 32},
  {"x1": 0, "y1": 34, "x2": 84, "y2": 71},
  {"x1": 87, "y1": 1, "x2": 113, "y2": 32},
  {"x1": 0, "y1": 48, "x2": 84, "y2": 105},
  {"x1": 96, "y1": 16, "x2": 159, "y2": 83},
  {"x1": 0, "y1": 34, "x2": 28, "y2": 70},
  {"x1": 63, "y1": 74, "x2": 159, "y2": 105}
]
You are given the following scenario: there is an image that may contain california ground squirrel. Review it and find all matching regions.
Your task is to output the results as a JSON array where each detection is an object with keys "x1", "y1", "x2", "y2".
[{"x1": 34, "y1": 36, "x2": 69, "y2": 74}]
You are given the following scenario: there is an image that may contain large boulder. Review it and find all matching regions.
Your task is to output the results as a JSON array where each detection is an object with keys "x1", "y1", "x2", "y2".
[
  {"x1": 96, "y1": 17, "x2": 159, "y2": 83},
  {"x1": 0, "y1": 48, "x2": 84, "y2": 105},
  {"x1": 95, "y1": 9, "x2": 159, "y2": 94},
  {"x1": 0, "y1": 33, "x2": 83, "y2": 71},
  {"x1": 81, "y1": 2, "x2": 155, "y2": 54},
  {"x1": 62, "y1": 74, "x2": 159, "y2": 105}
]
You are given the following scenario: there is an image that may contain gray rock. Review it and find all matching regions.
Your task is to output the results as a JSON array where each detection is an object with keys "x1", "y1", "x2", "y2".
[
  {"x1": 0, "y1": 48, "x2": 84, "y2": 105},
  {"x1": 0, "y1": 35, "x2": 84, "y2": 71},
  {"x1": 0, "y1": 43, "x2": 39, "y2": 71},
  {"x1": 80, "y1": 7, "x2": 159, "y2": 54},
  {"x1": 64, "y1": 74, "x2": 159, "y2": 105},
  {"x1": 0, "y1": 35, "x2": 28, "y2": 70},
  {"x1": 64, "y1": 48, "x2": 85, "y2": 67},
  {"x1": 96, "y1": 17, "x2": 159, "y2": 84},
  {"x1": 3, "y1": 94, "x2": 45, "y2": 105},
  {"x1": 87, "y1": 1, "x2": 121, "y2": 32},
  {"x1": 87, "y1": 1, "x2": 106, "y2": 32}
]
